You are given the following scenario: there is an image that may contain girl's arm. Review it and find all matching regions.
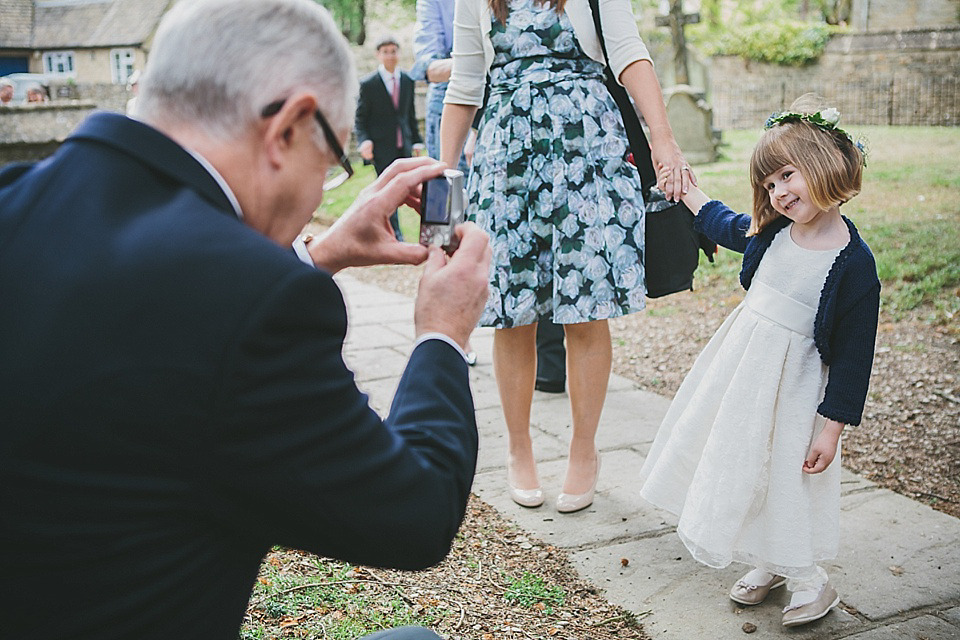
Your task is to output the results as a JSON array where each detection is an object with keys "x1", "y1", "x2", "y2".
[
  {"x1": 803, "y1": 420, "x2": 845, "y2": 474},
  {"x1": 687, "y1": 199, "x2": 751, "y2": 254},
  {"x1": 675, "y1": 182, "x2": 710, "y2": 216},
  {"x1": 818, "y1": 280, "x2": 881, "y2": 427}
]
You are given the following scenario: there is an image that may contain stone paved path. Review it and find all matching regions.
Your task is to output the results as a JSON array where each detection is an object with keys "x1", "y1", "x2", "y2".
[{"x1": 337, "y1": 273, "x2": 960, "y2": 640}]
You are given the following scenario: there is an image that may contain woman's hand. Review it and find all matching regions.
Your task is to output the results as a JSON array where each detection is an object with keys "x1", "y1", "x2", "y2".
[
  {"x1": 617, "y1": 60, "x2": 696, "y2": 202},
  {"x1": 803, "y1": 419, "x2": 845, "y2": 474},
  {"x1": 652, "y1": 136, "x2": 696, "y2": 203},
  {"x1": 656, "y1": 163, "x2": 708, "y2": 213}
]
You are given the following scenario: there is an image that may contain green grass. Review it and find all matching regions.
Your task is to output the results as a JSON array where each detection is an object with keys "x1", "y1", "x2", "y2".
[
  {"x1": 243, "y1": 552, "x2": 442, "y2": 639},
  {"x1": 314, "y1": 127, "x2": 960, "y2": 326},
  {"x1": 503, "y1": 572, "x2": 566, "y2": 612}
]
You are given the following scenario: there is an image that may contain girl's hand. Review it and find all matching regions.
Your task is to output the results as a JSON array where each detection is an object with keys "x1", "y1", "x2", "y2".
[{"x1": 803, "y1": 420, "x2": 845, "y2": 474}]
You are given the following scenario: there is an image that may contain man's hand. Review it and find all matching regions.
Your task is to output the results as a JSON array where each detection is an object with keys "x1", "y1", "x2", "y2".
[
  {"x1": 415, "y1": 222, "x2": 491, "y2": 350},
  {"x1": 803, "y1": 419, "x2": 845, "y2": 474},
  {"x1": 309, "y1": 158, "x2": 448, "y2": 274},
  {"x1": 358, "y1": 139, "x2": 374, "y2": 162}
]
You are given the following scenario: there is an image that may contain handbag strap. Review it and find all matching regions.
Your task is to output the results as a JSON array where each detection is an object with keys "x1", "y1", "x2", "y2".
[{"x1": 586, "y1": 0, "x2": 658, "y2": 194}]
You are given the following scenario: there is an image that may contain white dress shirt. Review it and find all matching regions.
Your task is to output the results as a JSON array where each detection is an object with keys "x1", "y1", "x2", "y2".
[{"x1": 378, "y1": 65, "x2": 401, "y2": 97}]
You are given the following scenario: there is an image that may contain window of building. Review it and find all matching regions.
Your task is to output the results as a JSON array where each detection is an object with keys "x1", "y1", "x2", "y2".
[
  {"x1": 110, "y1": 49, "x2": 136, "y2": 85},
  {"x1": 42, "y1": 51, "x2": 76, "y2": 77}
]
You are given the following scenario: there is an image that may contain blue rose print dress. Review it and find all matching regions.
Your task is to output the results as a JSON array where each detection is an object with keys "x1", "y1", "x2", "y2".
[{"x1": 468, "y1": 0, "x2": 646, "y2": 328}]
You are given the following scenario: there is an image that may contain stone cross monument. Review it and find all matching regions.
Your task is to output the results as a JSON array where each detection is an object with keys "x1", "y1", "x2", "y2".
[
  {"x1": 655, "y1": 0, "x2": 718, "y2": 164},
  {"x1": 655, "y1": 0, "x2": 700, "y2": 87}
]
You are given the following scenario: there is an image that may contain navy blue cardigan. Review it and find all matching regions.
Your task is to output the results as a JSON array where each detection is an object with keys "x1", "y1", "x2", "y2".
[{"x1": 694, "y1": 200, "x2": 880, "y2": 426}]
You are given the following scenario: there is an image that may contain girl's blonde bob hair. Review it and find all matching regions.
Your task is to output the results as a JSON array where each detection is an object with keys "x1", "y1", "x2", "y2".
[{"x1": 748, "y1": 101, "x2": 864, "y2": 236}]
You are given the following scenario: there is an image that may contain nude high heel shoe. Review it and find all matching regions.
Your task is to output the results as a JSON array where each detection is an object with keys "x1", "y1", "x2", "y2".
[
  {"x1": 507, "y1": 457, "x2": 544, "y2": 508},
  {"x1": 556, "y1": 452, "x2": 601, "y2": 513}
]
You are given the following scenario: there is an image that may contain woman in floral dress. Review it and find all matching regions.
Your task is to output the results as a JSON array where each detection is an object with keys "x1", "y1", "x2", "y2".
[{"x1": 440, "y1": 0, "x2": 693, "y2": 511}]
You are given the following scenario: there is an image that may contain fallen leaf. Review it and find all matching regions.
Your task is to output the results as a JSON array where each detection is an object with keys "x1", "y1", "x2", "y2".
[{"x1": 889, "y1": 565, "x2": 904, "y2": 576}]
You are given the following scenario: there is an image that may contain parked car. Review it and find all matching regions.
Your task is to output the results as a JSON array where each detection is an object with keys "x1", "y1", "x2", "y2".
[{"x1": 0, "y1": 73, "x2": 53, "y2": 103}]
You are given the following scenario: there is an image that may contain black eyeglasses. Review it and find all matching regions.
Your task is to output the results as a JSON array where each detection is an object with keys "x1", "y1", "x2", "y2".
[{"x1": 261, "y1": 99, "x2": 354, "y2": 191}]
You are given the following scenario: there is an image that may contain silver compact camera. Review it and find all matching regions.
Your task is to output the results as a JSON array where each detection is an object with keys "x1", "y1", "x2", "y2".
[{"x1": 419, "y1": 169, "x2": 465, "y2": 254}]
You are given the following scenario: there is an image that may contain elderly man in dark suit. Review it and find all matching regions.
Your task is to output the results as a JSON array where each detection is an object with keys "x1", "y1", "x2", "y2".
[
  {"x1": 0, "y1": 1, "x2": 490, "y2": 639},
  {"x1": 356, "y1": 34, "x2": 423, "y2": 241}
]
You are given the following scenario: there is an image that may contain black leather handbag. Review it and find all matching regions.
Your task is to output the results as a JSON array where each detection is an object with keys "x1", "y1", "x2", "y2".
[{"x1": 586, "y1": 0, "x2": 715, "y2": 298}]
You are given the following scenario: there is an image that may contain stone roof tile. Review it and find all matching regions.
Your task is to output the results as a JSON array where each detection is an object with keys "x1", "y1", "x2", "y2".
[
  {"x1": 0, "y1": 0, "x2": 35, "y2": 48},
  {"x1": 32, "y1": 0, "x2": 171, "y2": 48}
]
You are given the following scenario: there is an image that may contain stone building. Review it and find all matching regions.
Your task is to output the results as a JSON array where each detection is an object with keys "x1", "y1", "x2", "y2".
[{"x1": 0, "y1": 0, "x2": 172, "y2": 87}]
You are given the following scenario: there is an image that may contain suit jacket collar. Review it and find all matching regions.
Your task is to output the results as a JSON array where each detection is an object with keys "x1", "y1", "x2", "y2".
[{"x1": 67, "y1": 112, "x2": 236, "y2": 216}]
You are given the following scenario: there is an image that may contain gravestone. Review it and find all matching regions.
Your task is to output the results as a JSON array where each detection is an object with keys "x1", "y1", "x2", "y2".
[
  {"x1": 664, "y1": 85, "x2": 717, "y2": 164},
  {"x1": 656, "y1": 0, "x2": 718, "y2": 164}
]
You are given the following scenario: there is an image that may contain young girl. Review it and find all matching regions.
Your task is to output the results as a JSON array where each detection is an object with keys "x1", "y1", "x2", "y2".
[{"x1": 638, "y1": 96, "x2": 879, "y2": 628}]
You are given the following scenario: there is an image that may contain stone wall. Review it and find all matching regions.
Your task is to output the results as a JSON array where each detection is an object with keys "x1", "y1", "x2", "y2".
[
  {"x1": 54, "y1": 81, "x2": 131, "y2": 113},
  {"x1": 709, "y1": 27, "x2": 960, "y2": 129},
  {"x1": 0, "y1": 101, "x2": 97, "y2": 165},
  {"x1": 852, "y1": 0, "x2": 960, "y2": 31}
]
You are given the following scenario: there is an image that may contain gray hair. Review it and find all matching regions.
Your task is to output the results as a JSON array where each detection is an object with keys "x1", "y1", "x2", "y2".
[{"x1": 137, "y1": 0, "x2": 357, "y2": 142}]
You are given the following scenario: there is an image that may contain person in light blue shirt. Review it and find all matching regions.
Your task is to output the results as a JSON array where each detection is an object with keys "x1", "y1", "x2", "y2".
[{"x1": 411, "y1": 0, "x2": 468, "y2": 170}]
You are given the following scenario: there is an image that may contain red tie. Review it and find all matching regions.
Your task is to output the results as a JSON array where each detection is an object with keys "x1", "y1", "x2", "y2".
[{"x1": 391, "y1": 76, "x2": 402, "y2": 148}]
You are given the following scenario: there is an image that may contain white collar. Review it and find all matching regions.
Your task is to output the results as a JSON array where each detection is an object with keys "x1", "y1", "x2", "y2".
[
  {"x1": 185, "y1": 148, "x2": 244, "y2": 220},
  {"x1": 378, "y1": 65, "x2": 399, "y2": 87}
]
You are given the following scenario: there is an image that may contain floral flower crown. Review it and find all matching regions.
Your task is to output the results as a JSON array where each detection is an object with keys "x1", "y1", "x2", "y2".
[{"x1": 764, "y1": 107, "x2": 868, "y2": 165}]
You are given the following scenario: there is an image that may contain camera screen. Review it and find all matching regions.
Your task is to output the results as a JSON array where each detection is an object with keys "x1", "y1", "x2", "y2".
[{"x1": 423, "y1": 177, "x2": 450, "y2": 224}]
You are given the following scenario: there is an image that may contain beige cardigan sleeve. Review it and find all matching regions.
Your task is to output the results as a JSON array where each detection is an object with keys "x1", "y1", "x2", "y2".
[
  {"x1": 567, "y1": 0, "x2": 652, "y2": 82},
  {"x1": 444, "y1": 0, "x2": 493, "y2": 106},
  {"x1": 444, "y1": 0, "x2": 651, "y2": 107}
]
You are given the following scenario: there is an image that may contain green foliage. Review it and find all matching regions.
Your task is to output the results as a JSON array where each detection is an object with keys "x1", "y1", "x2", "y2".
[
  {"x1": 503, "y1": 572, "x2": 566, "y2": 611},
  {"x1": 817, "y1": 0, "x2": 853, "y2": 25},
  {"x1": 315, "y1": 0, "x2": 417, "y2": 45},
  {"x1": 695, "y1": 20, "x2": 836, "y2": 66},
  {"x1": 315, "y1": 0, "x2": 367, "y2": 44}
]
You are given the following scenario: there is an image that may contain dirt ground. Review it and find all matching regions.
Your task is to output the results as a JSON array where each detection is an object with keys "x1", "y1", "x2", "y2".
[{"x1": 246, "y1": 498, "x2": 648, "y2": 639}]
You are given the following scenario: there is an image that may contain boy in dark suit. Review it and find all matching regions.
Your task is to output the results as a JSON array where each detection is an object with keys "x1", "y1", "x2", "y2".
[{"x1": 356, "y1": 35, "x2": 423, "y2": 240}]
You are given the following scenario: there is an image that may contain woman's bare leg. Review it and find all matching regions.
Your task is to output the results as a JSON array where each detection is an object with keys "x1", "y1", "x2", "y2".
[
  {"x1": 493, "y1": 324, "x2": 539, "y2": 489},
  {"x1": 561, "y1": 319, "x2": 611, "y2": 495}
]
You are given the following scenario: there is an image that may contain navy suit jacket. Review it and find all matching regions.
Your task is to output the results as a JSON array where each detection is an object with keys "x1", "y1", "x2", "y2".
[
  {"x1": 355, "y1": 70, "x2": 422, "y2": 172},
  {"x1": 0, "y1": 113, "x2": 477, "y2": 639}
]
